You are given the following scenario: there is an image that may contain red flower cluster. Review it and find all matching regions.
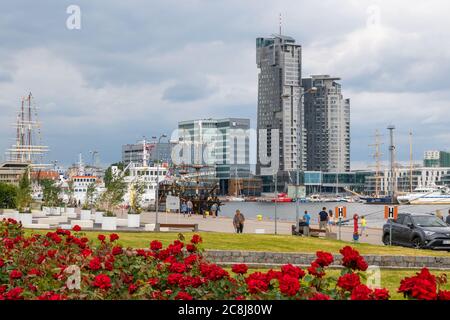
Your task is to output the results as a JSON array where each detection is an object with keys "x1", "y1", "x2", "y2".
[
  {"x1": 93, "y1": 274, "x2": 112, "y2": 290},
  {"x1": 339, "y1": 246, "x2": 368, "y2": 271},
  {"x1": 398, "y1": 268, "x2": 443, "y2": 300},
  {"x1": 337, "y1": 273, "x2": 361, "y2": 291},
  {"x1": 232, "y1": 264, "x2": 248, "y2": 275}
]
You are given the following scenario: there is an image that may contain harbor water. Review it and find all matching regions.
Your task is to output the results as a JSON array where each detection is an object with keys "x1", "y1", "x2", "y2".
[{"x1": 216, "y1": 202, "x2": 450, "y2": 228}]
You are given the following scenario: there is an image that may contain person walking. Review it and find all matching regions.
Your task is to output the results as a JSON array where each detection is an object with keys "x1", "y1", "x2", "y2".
[
  {"x1": 303, "y1": 210, "x2": 311, "y2": 237},
  {"x1": 318, "y1": 207, "x2": 329, "y2": 231},
  {"x1": 328, "y1": 209, "x2": 334, "y2": 232},
  {"x1": 186, "y1": 199, "x2": 193, "y2": 217},
  {"x1": 360, "y1": 215, "x2": 368, "y2": 237},
  {"x1": 210, "y1": 202, "x2": 218, "y2": 218},
  {"x1": 446, "y1": 209, "x2": 450, "y2": 225},
  {"x1": 233, "y1": 210, "x2": 245, "y2": 233},
  {"x1": 180, "y1": 201, "x2": 187, "y2": 217},
  {"x1": 437, "y1": 210, "x2": 444, "y2": 221}
]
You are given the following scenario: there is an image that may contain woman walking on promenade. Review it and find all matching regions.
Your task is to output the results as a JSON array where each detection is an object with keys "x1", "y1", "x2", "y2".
[{"x1": 233, "y1": 210, "x2": 245, "y2": 234}]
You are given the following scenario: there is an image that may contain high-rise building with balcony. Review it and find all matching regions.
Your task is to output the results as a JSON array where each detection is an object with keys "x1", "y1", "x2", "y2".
[
  {"x1": 256, "y1": 34, "x2": 304, "y2": 190},
  {"x1": 303, "y1": 75, "x2": 350, "y2": 172}
]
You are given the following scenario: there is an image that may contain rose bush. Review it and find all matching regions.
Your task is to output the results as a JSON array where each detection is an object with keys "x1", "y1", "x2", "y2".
[{"x1": 0, "y1": 218, "x2": 443, "y2": 300}]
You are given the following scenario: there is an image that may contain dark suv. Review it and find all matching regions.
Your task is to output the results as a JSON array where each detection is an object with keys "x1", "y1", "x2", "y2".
[{"x1": 382, "y1": 213, "x2": 450, "y2": 250}]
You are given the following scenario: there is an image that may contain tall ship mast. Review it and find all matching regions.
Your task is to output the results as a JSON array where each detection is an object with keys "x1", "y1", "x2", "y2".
[{"x1": 6, "y1": 93, "x2": 49, "y2": 166}]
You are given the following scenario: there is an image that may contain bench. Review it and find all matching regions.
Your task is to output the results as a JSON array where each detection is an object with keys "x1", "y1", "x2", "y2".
[
  {"x1": 155, "y1": 223, "x2": 198, "y2": 232},
  {"x1": 292, "y1": 224, "x2": 327, "y2": 236}
]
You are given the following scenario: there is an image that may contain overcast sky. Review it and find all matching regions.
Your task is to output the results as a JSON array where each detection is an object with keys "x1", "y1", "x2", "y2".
[{"x1": 1, "y1": 0, "x2": 449, "y2": 169}]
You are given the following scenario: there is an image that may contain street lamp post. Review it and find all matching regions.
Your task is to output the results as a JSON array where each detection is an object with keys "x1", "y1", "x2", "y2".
[
  {"x1": 295, "y1": 87, "x2": 317, "y2": 233},
  {"x1": 153, "y1": 134, "x2": 167, "y2": 231}
]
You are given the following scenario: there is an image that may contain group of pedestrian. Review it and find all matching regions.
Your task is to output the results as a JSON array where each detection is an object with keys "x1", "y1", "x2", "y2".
[
  {"x1": 299, "y1": 207, "x2": 369, "y2": 238},
  {"x1": 180, "y1": 198, "x2": 221, "y2": 218},
  {"x1": 180, "y1": 199, "x2": 193, "y2": 217}
]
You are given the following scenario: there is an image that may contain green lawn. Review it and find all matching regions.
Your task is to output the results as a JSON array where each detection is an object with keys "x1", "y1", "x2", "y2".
[{"x1": 27, "y1": 229, "x2": 450, "y2": 257}]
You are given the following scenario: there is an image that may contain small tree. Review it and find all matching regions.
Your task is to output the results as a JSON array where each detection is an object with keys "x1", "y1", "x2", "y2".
[
  {"x1": 66, "y1": 180, "x2": 75, "y2": 207},
  {"x1": 129, "y1": 180, "x2": 146, "y2": 214},
  {"x1": 41, "y1": 179, "x2": 62, "y2": 207},
  {"x1": 16, "y1": 169, "x2": 32, "y2": 213},
  {"x1": 0, "y1": 182, "x2": 18, "y2": 209},
  {"x1": 99, "y1": 174, "x2": 127, "y2": 216}
]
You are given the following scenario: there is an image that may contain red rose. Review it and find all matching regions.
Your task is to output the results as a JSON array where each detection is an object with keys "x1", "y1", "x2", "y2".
[
  {"x1": 93, "y1": 274, "x2": 112, "y2": 290},
  {"x1": 337, "y1": 273, "x2": 361, "y2": 291},
  {"x1": 98, "y1": 234, "x2": 106, "y2": 242},
  {"x1": 47, "y1": 249, "x2": 57, "y2": 258},
  {"x1": 191, "y1": 234, "x2": 202, "y2": 244},
  {"x1": 136, "y1": 249, "x2": 146, "y2": 257},
  {"x1": 128, "y1": 284, "x2": 138, "y2": 294},
  {"x1": 232, "y1": 264, "x2": 249, "y2": 275},
  {"x1": 0, "y1": 258, "x2": 4, "y2": 268},
  {"x1": 184, "y1": 254, "x2": 198, "y2": 266},
  {"x1": 82, "y1": 249, "x2": 93, "y2": 258},
  {"x1": 351, "y1": 284, "x2": 372, "y2": 300},
  {"x1": 28, "y1": 269, "x2": 42, "y2": 276},
  {"x1": 109, "y1": 233, "x2": 119, "y2": 242},
  {"x1": 315, "y1": 251, "x2": 334, "y2": 267},
  {"x1": 186, "y1": 244, "x2": 197, "y2": 252},
  {"x1": 4, "y1": 287, "x2": 24, "y2": 300},
  {"x1": 438, "y1": 290, "x2": 450, "y2": 300},
  {"x1": 167, "y1": 273, "x2": 183, "y2": 285},
  {"x1": 245, "y1": 272, "x2": 269, "y2": 294},
  {"x1": 371, "y1": 288, "x2": 390, "y2": 300},
  {"x1": 150, "y1": 240, "x2": 163, "y2": 251},
  {"x1": 278, "y1": 274, "x2": 300, "y2": 297},
  {"x1": 398, "y1": 268, "x2": 437, "y2": 300},
  {"x1": 148, "y1": 278, "x2": 159, "y2": 287},
  {"x1": 72, "y1": 225, "x2": 81, "y2": 232},
  {"x1": 89, "y1": 257, "x2": 102, "y2": 270},
  {"x1": 10, "y1": 269, "x2": 23, "y2": 280},
  {"x1": 38, "y1": 291, "x2": 65, "y2": 300},
  {"x1": 281, "y1": 264, "x2": 305, "y2": 279},
  {"x1": 200, "y1": 263, "x2": 229, "y2": 281},
  {"x1": 339, "y1": 246, "x2": 368, "y2": 271},
  {"x1": 169, "y1": 262, "x2": 186, "y2": 273},
  {"x1": 175, "y1": 291, "x2": 193, "y2": 300},
  {"x1": 309, "y1": 293, "x2": 331, "y2": 300},
  {"x1": 307, "y1": 262, "x2": 325, "y2": 278},
  {"x1": 112, "y1": 246, "x2": 123, "y2": 255}
]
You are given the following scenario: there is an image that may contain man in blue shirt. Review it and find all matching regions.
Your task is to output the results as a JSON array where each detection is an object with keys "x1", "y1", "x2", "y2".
[{"x1": 303, "y1": 210, "x2": 311, "y2": 236}]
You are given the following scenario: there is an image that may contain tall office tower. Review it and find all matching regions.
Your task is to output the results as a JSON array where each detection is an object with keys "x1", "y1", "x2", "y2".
[
  {"x1": 303, "y1": 75, "x2": 350, "y2": 172},
  {"x1": 256, "y1": 34, "x2": 304, "y2": 189}
]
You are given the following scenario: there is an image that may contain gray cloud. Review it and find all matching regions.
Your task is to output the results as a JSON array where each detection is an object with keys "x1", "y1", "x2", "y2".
[{"x1": 1, "y1": 0, "x2": 450, "y2": 167}]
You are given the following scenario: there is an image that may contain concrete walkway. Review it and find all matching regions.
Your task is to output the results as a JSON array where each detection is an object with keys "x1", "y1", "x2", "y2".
[{"x1": 116, "y1": 210, "x2": 384, "y2": 245}]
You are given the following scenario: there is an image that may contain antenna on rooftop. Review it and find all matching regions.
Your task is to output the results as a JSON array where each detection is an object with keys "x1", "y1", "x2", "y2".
[{"x1": 279, "y1": 13, "x2": 282, "y2": 35}]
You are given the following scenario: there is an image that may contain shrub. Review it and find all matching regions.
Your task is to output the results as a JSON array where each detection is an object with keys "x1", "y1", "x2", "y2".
[{"x1": 0, "y1": 219, "x2": 395, "y2": 300}]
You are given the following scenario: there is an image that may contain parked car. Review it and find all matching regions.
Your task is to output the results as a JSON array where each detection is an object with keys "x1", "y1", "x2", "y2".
[{"x1": 382, "y1": 213, "x2": 450, "y2": 250}]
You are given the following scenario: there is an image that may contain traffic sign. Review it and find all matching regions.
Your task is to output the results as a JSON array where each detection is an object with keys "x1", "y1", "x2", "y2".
[
  {"x1": 384, "y1": 206, "x2": 398, "y2": 220},
  {"x1": 335, "y1": 206, "x2": 347, "y2": 219}
]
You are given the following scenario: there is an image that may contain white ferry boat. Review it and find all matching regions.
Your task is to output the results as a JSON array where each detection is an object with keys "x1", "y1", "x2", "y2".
[{"x1": 397, "y1": 186, "x2": 450, "y2": 205}]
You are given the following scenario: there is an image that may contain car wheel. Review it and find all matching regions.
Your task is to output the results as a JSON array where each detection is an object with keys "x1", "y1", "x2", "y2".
[
  {"x1": 382, "y1": 233, "x2": 390, "y2": 245},
  {"x1": 412, "y1": 237, "x2": 423, "y2": 249}
]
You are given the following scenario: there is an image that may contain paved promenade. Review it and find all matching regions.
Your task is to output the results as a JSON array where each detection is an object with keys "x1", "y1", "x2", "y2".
[{"x1": 116, "y1": 210, "x2": 384, "y2": 245}]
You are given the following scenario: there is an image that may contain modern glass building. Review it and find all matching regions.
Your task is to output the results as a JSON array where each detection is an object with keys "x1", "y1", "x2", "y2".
[
  {"x1": 177, "y1": 118, "x2": 251, "y2": 194},
  {"x1": 424, "y1": 151, "x2": 450, "y2": 168}
]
